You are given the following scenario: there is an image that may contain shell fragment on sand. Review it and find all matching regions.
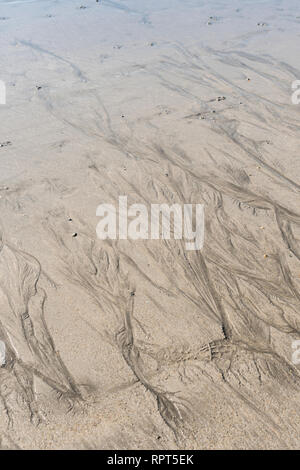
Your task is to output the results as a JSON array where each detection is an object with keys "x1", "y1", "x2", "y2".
[{"x1": 0, "y1": 341, "x2": 6, "y2": 367}]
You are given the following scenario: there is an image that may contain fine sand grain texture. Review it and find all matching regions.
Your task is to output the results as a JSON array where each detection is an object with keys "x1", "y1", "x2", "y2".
[{"x1": 1, "y1": 0, "x2": 300, "y2": 449}]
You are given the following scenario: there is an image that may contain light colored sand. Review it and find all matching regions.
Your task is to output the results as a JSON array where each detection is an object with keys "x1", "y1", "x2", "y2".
[{"x1": 0, "y1": 0, "x2": 300, "y2": 449}]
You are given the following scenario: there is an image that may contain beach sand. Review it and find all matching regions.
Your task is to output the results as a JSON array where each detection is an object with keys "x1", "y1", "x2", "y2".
[{"x1": 0, "y1": 0, "x2": 300, "y2": 449}]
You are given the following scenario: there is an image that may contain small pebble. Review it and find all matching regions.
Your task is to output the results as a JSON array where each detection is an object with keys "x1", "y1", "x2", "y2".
[{"x1": 72, "y1": 233, "x2": 78, "y2": 238}]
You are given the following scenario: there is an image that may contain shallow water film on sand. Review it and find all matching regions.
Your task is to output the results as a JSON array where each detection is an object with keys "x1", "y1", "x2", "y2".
[{"x1": 0, "y1": 0, "x2": 300, "y2": 450}]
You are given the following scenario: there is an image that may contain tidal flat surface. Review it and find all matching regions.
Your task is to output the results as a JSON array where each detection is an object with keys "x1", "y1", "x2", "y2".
[{"x1": 0, "y1": 0, "x2": 300, "y2": 449}]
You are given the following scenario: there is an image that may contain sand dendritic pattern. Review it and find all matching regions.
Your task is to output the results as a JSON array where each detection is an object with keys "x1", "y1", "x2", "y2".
[{"x1": 1, "y1": 0, "x2": 300, "y2": 449}]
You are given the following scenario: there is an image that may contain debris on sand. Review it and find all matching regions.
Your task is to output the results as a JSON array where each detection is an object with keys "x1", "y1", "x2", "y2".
[
  {"x1": 207, "y1": 16, "x2": 218, "y2": 25},
  {"x1": 0, "y1": 141, "x2": 12, "y2": 148},
  {"x1": 216, "y1": 96, "x2": 226, "y2": 101},
  {"x1": 72, "y1": 233, "x2": 78, "y2": 238}
]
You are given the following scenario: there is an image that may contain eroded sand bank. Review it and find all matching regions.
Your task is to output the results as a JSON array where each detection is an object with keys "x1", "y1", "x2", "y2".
[{"x1": 0, "y1": 0, "x2": 300, "y2": 449}]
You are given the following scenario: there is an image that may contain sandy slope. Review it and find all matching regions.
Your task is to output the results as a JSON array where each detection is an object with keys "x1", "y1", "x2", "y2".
[{"x1": 0, "y1": 0, "x2": 300, "y2": 449}]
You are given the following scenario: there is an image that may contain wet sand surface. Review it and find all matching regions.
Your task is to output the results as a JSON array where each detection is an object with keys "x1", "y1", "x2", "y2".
[{"x1": 1, "y1": 0, "x2": 300, "y2": 449}]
